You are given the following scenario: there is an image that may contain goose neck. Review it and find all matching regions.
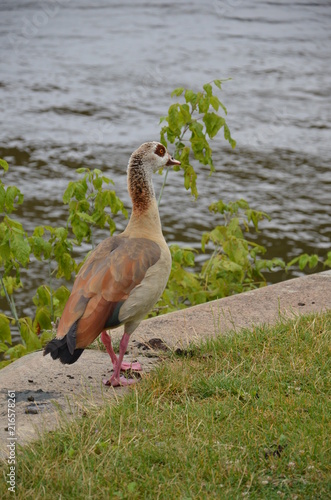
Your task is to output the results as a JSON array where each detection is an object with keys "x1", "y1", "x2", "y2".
[{"x1": 127, "y1": 160, "x2": 155, "y2": 216}]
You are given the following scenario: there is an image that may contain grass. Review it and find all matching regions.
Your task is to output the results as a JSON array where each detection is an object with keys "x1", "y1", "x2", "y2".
[{"x1": 1, "y1": 311, "x2": 330, "y2": 499}]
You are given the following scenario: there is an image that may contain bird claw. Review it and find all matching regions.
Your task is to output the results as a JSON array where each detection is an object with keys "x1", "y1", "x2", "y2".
[
  {"x1": 120, "y1": 361, "x2": 142, "y2": 372},
  {"x1": 103, "y1": 376, "x2": 137, "y2": 387}
]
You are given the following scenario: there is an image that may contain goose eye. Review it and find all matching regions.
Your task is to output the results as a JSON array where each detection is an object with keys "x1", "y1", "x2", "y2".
[{"x1": 155, "y1": 144, "x2": 166, "y2": 157}]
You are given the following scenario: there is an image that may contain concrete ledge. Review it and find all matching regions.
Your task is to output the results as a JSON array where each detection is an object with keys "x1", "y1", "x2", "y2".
[
  {"x1": 0, "y1": 270, "x2": 330, "y2": 457},
  {"x1": 132, "y1": 269, "x2": 331, "y2": 348}
]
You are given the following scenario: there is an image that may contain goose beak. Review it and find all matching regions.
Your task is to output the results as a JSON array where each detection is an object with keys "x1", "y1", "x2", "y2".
[{"x1": 166, "y1": 156, "x2": 181, "y2": 167}]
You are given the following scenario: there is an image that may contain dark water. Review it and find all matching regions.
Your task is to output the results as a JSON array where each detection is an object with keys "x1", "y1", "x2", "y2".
[{"x1": 0, "y1": 0, "x2": 330, "y2": 321}]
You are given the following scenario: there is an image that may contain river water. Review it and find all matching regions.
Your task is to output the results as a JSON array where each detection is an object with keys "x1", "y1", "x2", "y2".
[{"x1": 0, "y1": 0, "x2": 330, "y2": 320}]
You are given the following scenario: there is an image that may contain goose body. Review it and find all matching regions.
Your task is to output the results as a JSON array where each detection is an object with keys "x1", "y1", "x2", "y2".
[{"x1": 44, "y1": 142, "x2": 180, "y2": 386}]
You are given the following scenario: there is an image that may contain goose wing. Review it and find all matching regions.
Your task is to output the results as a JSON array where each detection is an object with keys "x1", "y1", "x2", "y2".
[{"x1": 57, "y1": 235, "x2": 161, "y2": 347}]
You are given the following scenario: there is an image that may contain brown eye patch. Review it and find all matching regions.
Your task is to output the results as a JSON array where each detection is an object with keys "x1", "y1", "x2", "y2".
[{"x1": 155, "y1": 144, "x2": 166, "y2": 157}]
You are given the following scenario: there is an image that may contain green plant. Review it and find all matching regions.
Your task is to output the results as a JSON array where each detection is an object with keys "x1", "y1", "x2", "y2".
[
  {"x1": 201, "y1": 199, "x2": 285, "y2": 294},
  {"x1": 0, "y1": 164, "x2": 127, "y2": 367},
  {"x1": 63, "y1": 167, "x2": 127, "y2": 247},
  {"x1": 159, "y1": 79, "x2": 236, "y2": 200},
  {"x1": 152, "y1": 198, "x2": 286, "y2": 315},
  {"x1": 0, "y1": 158, "x2": 34, "y2": 363},
  {"x1": 32, "y1": 285, "x2": 71, "y2": 333},
  {"x1": 287, "y1": 252, "x2": 331, "y2": 272},
  {"x1": 151, "y1": 82, "x2": 285, "y2": 314}
]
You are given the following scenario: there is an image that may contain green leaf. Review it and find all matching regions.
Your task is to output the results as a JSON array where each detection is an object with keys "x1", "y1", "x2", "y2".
[
  {"x1": 179, "y1": 103, "x2": 191, "y2": 124},
  {"x1": 298, "y1": 254, "x2": 310, "y2": 270},
  {"x1": 180, "y1": 146, "x2": 190, "y2": 165},
  {"x1": 171, "y1": 87, "x2": 184, "y2": 97},
  {"x1": 5, "y1": 343, "x2": 27, "y2": 361},
  {"x1": 160, "y1": 126, "x2": 168, "y2": 147},
  {"x1": 33, "y1": 285, "x2": 51, "y2": 307},
  {"x1": 198, "y1": 96, "x2": 210, "y2": 113},
  {"x1": 224, "y1": 123, "x2": 236, "y2": 148},
  {"x1": 93, "y1": 176, "x2": 102, "y2": 190},
  {"x1": 324, "y1": 251, "x2": 331, "y2": 268},
  {"x1": 34, "y1": 307, "x2": 52, "y2": 331},
  {"x1": 213, "y1": 78, "x2": 231, "y2": 90},
  {"x1": 209, "y1": 199, "x2": 227, "y2": 214},
  {"x1": 182, "y1": 163, "x2": 198, "y2": 198},
  {"x1": 19, "y1": 318, "x2": 42, "y2": 351},
  {"x1": 0, "y1": 342, "x2": 10, "y2": 353},
  {"x1": 185, "y1": 90, "x2": 198, "y2": 109},
  {"x1": 203, "y1": 83, "x2": 213, "y2": 96},
  {"x1": 92, "y1": 168, "x2": 102, "y2": 177},
  {"x1": 5, "y1": 186, "x2": 24, "y2": 212},
  {"x1": 76, "y1": 211, "x2": 95, "y2": 224},
  {"x1": 246, "y1": 209, "x2": 270, "y2": 232},
  {"x1": 218, "y1": 100, "x2": 228, "y2": 116},
  {"x1": 29, "y1": 235, "x2": 52, "y2": 260},
  {"x1": 1, "y1": 276, "x2": 23, "y2": 296},
  {"x1": 167, "y1": 104, "x2": 183, "y2": 134},
  {"x1": 0, "y1": 314, "x2": 12, "y2": 344},
  {"x1": 270, "y1": 258, "x2": 286, "y2": 269},
  {"x1": 62, "y1": 182, "x2": 76, "y2": 204},
  {"x1": 185, "y1": 251, "x2": 196, "y2": 267},
  {"x1": 189, "y1": 120, "x2": 204, "y2": 137},
  {"x1": 210, "y1": 95, "x2": 220, "y2": 111},
  {"x1": 307, "y1": 254, "x2": 319, "y2": 269},
  {"x1": 10, "y1": 232, "x2": 31, "y2": 266},
  {"x1": 53, "y1": 286, "x2": 71, "y2": 316},
  {"x1": 213, "y1": 79, "x2": 222, "y2": 90},
  {"x1": 219, "y1": 259, "x2": 243, "y2": 274},
  {"x1": 203, "y1": 113, "x2": 225, "y2": 138},
  {"x1": 0, "y1": 185, "x2": 5, "y2": 211},
  {"x1": 0, "y1": 158, "x2": 9, "y2": 171}
]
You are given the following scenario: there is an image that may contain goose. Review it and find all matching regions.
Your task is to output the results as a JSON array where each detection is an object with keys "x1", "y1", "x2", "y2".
[{"x1": 44, "y1": 142, "x2": 180, "y2": 386}]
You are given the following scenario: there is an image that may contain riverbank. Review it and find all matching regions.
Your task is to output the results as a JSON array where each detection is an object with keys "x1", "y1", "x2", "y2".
[{"x1": 0, "y1": 270, "x2": 330, "y2": 460}]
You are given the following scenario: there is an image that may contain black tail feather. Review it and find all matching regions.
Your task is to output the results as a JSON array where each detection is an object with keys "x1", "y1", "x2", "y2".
[{"x1": 43, "y1": 322, "x2": 84, "y2": 365}]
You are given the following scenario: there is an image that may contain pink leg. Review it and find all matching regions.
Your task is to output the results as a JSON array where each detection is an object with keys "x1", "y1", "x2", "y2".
[
  {"x1": 101, "y1": 330, "x2": 142, "y2": 378},
  {"x1": 101, "y1": 331, "x2": 118, "y2": 365},
  {"x1": 103, "y1": 333, "x2": 138, "y2": 387}
]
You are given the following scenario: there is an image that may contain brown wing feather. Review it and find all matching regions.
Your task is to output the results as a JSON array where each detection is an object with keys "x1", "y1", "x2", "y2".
[{"x1": 57, "y1": 235, "x2": 161, "y2": 347}]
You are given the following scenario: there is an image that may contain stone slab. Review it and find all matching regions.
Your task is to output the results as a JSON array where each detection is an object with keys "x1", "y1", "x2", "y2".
[{"x1": 132, "y1": 269, "x2": 331, "y2": 348}]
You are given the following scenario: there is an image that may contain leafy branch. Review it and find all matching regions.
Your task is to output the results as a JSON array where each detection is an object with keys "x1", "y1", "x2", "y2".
[
  {"x1": 63, "y1": 168, "x2": 127, "y2": 248},
  {"x1": 158, "y1": 79, "x2": 236, "y2": 201}
]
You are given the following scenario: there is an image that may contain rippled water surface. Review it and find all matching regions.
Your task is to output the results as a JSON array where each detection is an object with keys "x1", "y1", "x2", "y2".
[{"x1": 0, "y1": 0, "x2": 330, "y2": 318}]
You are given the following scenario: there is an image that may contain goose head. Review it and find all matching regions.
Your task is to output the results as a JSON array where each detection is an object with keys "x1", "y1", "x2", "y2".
[{"x1": 128, "y1": 141, "x2": 181, "y2": 175}]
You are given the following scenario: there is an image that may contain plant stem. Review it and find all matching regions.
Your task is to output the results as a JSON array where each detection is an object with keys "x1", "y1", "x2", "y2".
[
  {"x1": 158, "y1": 125, "x2": 190, "y2": 207},
  {"x1": 201, "y1": 246, "x2": 219, "y2": 284},
  {"x1": 0, "y1": 274, "x2": 21, "y2": 337},
  {"x1": 157, "y1": 169, "x2": 170, "y2": 207},
  {"x1": 90, "y1": 180, "x2": 96, "y2": 250},
  {"x1": 48, "y1": 260, "x2": 54, "y2": 322}
]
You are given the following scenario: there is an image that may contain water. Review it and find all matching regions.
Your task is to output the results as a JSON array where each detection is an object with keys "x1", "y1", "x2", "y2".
[{"x1": 0, "y1": 0, "x2": 330, "y2": 322}]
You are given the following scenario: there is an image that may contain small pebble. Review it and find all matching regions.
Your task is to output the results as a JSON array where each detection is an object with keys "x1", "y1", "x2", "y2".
[{"x1": 25, "y1": 406, "x2": 39, "y2": 415}]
